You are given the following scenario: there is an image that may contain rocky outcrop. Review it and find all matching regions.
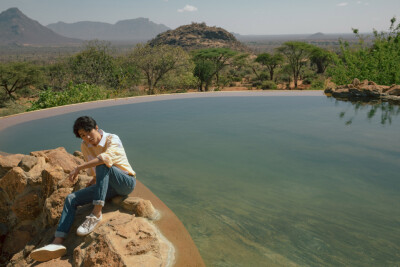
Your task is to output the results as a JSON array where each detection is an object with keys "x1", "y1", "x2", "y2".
[
  {"x1": 0, "y1": 148, "x2": 173, "y2": 266},
  {"x1": 149, "y1": 22, "x2": 248, "y2": 51},
  {"x1": 324, "y1": 79, "x2": 400, "y2": 103}
]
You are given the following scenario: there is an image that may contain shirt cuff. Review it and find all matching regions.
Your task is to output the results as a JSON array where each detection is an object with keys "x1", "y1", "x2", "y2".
[{"x1": 97, "y1": 153, "x2": 113, "y2": 168}]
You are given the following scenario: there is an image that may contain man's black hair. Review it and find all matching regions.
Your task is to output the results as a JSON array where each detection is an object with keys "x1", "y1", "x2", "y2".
[{"x1": 73, "y1": 116, "x2": 98, "y2": 138}]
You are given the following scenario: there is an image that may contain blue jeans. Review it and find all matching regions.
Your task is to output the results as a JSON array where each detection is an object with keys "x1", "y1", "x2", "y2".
[{"x1": 55, "y1": 165, "x2": 136, "y2": 238}]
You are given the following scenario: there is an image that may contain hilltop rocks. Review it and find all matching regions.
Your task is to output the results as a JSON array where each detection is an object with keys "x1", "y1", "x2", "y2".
[
  {"x1": 149, "y1": 22, "x2": 248, "y2": 51},
  {"x1": 0, "y1": 148, "x2": 171, "y2": 266},
  {"x1": 324, "y1": 79, "x2": 400, "y2": 103}
]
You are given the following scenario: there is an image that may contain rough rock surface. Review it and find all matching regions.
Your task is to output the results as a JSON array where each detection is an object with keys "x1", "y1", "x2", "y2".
[
  {"x1": 148, "y1": 22, "x2": 248, "y2": 52},
  {"x1": 0, "y1": 148, "x2": 172, "y2": 266},
  {"x1": 324, "y1": 79, "x2": 400, "y2": 103}
]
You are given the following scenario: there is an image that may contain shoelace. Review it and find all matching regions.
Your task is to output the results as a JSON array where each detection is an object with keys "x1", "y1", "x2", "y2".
[{"x1": 82, "y1": 215, "x2": 99, "y2": 229}]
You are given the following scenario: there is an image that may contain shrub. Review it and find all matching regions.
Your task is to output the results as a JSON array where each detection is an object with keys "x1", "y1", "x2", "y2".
[
  {"x1": 261, "y1": 81, "x2": 277, "y2": 90},
  {"x1": 252, "y1": 81, "x2": 262, "y2": 87},
  {"x1": 302, "y1": 77, "x2": 313, "y2": 85},
  {"x1": 28, "y1": 83, "x2": 109, "y2": 111},
  {"x1": 231, "y1": 76, "x2": 242, "y2": 82},
  {"x1": 327, "y1": 18, "x2": 400, "y2": 85},
  {"x1": 310, "y1": 79, "x2": 326, "y2": 90},
  {"x1": 0, "y1": 99, "x2": 27, "y2": 117}
]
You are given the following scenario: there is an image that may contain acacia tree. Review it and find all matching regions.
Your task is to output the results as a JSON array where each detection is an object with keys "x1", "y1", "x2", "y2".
[
  {"x1": 255, "y1": 52, "x2": 284, "y2": 81},
  {"x1": 277, "y1": 41, "x2": 312, "y2": 88},
  {"x1": 309, "y1": 46, "x2": 334, "y2": 74},
  {"x1": 193, "y1": 60, "x2": 215, "y2": 91},
  {"x1": 130, "y1": 44, "x2": 190, "y2": 94},
  {"x1": 192, "y1": 48, "x2": 237, "y2": 87},
  {"x1": 0, "y1": 62, "x2": 41, "y2": 99}
]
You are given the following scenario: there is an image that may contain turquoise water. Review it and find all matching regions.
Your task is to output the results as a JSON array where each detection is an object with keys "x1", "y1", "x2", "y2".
[{"x1": 1, "y1": 96, "x2": 399, "y2": 266}]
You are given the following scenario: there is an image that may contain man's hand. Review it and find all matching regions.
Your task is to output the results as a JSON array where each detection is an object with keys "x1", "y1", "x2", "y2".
[
  {"x1": 86, "y1": 177, "x2": 96, "y2": 187},
  {"x1": 68, "y1": 167, "x2": 80, "y2": 182}
]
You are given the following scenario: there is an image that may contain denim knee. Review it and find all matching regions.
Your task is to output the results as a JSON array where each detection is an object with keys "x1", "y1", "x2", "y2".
[
  {"x1": 65, "y1": 193, "x2": 76, "y2": 208},
  {"x1": 96, "y1": 164, "x2": 109, "y2": 174}
]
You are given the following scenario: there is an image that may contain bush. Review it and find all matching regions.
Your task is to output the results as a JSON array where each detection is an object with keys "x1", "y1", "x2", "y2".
[
  {"x1": 327, "y1": 18, "x2": 400, "y2": 85},
  {"x1": 302, "y1": 77, "x2": 313, "y2": 85},
  {"x1": 261, "y1": 81, "x2": 277, "y2": 90},
  {"x1": 28, "y1": 83, "x2": 109, "y2": 111},
  {"x1": 158, "y1": 70, "x2": 197, "y2": 91},
  {"x1": 252, "y1": 80, "x2": 262, "y2": 87},
  {"x1": 231, "y1": 76, "x2": 242, "y2": 82},
  {"x1": 310, "y1": 79, "x2": 326, "y2": 90},
  {"x1": 0, "y1": 99, "x2": 27, "y2": 117}
]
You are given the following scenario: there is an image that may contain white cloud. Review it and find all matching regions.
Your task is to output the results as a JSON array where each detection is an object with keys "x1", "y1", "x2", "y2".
[
  {"x1": 357, "y1": 1, "x2": 362, "y2": 4},
  {"x1": 178, "y1": 5, "x2": 198, "y2": 12},
  {"x1": 337, "y1": 2, "x2": 348, "y2": 6}
]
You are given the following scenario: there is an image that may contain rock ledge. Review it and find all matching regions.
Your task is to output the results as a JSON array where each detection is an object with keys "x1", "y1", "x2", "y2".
[
  {"x1": 0, "y1": 148, "x2": 174, "y2": 266},
  {"x1": 324, "y1": 78, "x2": 400, "y2": 103}
]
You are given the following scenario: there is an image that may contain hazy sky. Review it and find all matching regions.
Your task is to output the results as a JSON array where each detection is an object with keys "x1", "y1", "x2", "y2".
[{"x1": 1, "y1": 0, "x2": 400, "y2": 35}]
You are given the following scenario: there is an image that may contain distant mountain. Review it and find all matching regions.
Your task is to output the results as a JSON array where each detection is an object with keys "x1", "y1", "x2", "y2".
[
  {"x1": 148, "y1": 22, "x2": 249, "y2": 51},
  {"x1": 47, "y1": 18, "x2": 170, "y2": 42},
  {"x1": 307, "y1": 32, "x2": 326, "y2": 39},
  {"x1": 0, "y1": 7, "x2": 80, "y2": 46}
]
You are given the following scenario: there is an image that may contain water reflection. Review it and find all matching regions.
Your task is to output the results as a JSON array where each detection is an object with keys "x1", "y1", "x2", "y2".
[{"x1": 334, "y1": 100, "x2": 400, "y2": 125}]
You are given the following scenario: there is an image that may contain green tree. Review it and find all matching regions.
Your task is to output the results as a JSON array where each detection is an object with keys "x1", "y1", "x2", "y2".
[
  {"x1": 111, "y1": 56, "x2": 141, "y2": 91},
  {"x1": 129, "y1": 44, "x2": 190, "y2": 94},
  {"x1": 192, "y1": 48, "x2": 238, "y2": 87},
  {"x1": 0, "y1": 62, "x2": 41, "y2": 99},
  {"x1": 193, "y1": 60, "x2": 215, "y2": 91},
  {"x1": 328, "y1": 18, "x2": 400, "y2": 85},
  {"x1": 70, "y1": 40, "x2": 116, "y2": 86},
  {"x1": 309, "y1": 46, "x2": 334, "y2": 74},
  {"x1": 277, "y1": 41, "x2": 312, "y2": 88},
  {"x1": 46, "y1": 60, "x2": 73, "y2": 91},
  {"x1": 255, "y1": 52, "x2": 284, "y2": 81}
]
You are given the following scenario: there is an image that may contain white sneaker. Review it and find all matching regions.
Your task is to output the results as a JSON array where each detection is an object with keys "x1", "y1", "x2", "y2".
[
  {"x1": 30, "y1": 244, "x2": 67, "y2": 262},
  {"x1": 76, "y1": 213, "x2": 102, "y2": 236}
]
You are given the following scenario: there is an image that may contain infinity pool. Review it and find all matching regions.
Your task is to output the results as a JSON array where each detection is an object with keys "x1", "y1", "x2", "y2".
[{"x1": 0, "y1": 95, "x2": 399, "y2": 266}]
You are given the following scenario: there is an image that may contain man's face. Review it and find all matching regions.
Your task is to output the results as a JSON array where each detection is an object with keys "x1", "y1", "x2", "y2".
[{"x1": 78, "y1": 126, "x2": 102, "y2": 146}]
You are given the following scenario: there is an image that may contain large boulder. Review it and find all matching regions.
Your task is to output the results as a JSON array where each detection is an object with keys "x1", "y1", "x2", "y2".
[
  {"x1": 31, "y1": 147, "x2": 83, "y2": 173},
  {"x1": 44, "y1": 188, "x2": 73, "y2": 226},
  {"x1": 73, "y1": 213, "x2": 173, "y2": 267},
  {"x1": 386, "y1": 85, "x2": 400, "y2": 96},
  {"x1": 11, "y1": 190, "x2": 41, "y2": 221},
  {"x1": 0, "y1": 167, "x2": 28, "y2": 201},
  {"x1": 18, "y1": 155, "x2": 38, "y2": 172},
  {"x1": 0, "y1": 154, "x2": 24, "y2": 178}
]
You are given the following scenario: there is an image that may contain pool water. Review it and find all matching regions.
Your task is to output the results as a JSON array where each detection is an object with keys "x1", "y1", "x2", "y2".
[{"x1": 0, "y1": 96, "x2": 399, "y2": 266}]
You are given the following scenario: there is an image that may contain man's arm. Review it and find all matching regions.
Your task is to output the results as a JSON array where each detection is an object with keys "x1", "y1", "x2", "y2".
[{"x1": 69, "y1": 157, "x2": 104, "y2": 182}]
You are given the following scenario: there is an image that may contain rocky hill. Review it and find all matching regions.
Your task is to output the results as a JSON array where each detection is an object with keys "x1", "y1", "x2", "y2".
[
  {"x1": 47, "y1": 18, "x2": 170, "y2": 42},
  {"x1": 0, "y1": 8, "x2": 80, "y2": 46},
  {"x1": 148, "y1": 22, "x2": 249, "y2": 51}
]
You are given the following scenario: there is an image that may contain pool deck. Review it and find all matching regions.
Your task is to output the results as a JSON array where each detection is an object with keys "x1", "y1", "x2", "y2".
[{"x1": 0, "y1": 90, "x2": 324, "y2": 266}]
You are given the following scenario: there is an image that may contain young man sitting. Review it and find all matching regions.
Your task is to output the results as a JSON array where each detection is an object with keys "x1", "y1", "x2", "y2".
[{"x1": 30, "y1": 116, "x2": 136, "y2": 262}]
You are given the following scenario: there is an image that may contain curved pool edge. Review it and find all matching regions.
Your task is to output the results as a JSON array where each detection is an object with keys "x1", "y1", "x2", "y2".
[
  {"x1": 0, "y1": 90, "x2": 324, "y2": 132},
  {"x1": 133, "y1": 180, "x2": 205, "y2": 267}
]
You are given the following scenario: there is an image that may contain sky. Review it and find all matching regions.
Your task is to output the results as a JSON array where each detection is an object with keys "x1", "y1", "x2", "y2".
[{"x1": 1, "y1": 0, "x2": 400, "y2": 35}]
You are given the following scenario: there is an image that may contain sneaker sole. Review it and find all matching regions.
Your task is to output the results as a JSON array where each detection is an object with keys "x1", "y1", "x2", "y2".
[{"x1": 30, "y1": 247, "x2": 67, "y2": 262}]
